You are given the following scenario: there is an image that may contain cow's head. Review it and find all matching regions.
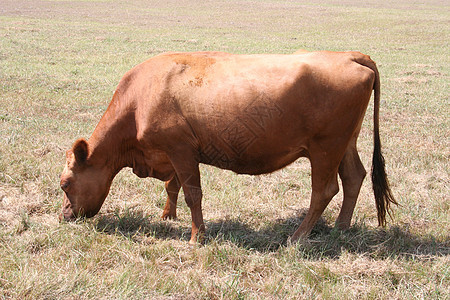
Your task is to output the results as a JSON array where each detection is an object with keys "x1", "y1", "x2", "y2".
[{"x1": 59, "y1": 139, "x2": 112, "y2": 221}]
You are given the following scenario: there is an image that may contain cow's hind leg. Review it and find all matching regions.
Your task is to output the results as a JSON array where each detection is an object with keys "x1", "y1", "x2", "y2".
[
  {"x1": 291, "y1": 153, "x2": 340, "y2": 242},
  {"x1": 336, "y1": 142, "x2": 366, "y2": 230},
  {"x1": 161, "y1": 174, "x2": 181, "y2": 220}
]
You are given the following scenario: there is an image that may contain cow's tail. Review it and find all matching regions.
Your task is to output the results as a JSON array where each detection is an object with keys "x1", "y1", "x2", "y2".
[{"x1": 353, "y1": 53, "x2": 397, "y2": 226}]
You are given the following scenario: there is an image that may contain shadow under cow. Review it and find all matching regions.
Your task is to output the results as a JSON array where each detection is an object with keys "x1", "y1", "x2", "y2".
[{"x1": 93, "y1": 208, "x2": 449, "y2": 260}]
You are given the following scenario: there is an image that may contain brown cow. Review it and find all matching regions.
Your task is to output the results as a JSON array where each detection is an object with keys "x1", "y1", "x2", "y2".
[{"x1": 60, "y1": 51, "x2": 396, "y2": 244}]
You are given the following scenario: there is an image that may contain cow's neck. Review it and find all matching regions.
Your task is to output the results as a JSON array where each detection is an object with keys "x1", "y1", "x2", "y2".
[{"x1": 87, "y1": 91, "x2": 137, "y2": 175}]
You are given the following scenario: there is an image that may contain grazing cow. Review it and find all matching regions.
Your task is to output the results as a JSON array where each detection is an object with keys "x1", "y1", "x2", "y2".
[{"x1": 60, "y1": 51, "x2": 396, "y2": 244}]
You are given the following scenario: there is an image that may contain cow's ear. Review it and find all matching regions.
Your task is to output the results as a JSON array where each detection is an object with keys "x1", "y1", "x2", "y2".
[{"x1": 72, "y1": 139, "x2": 89, "y2": 164}]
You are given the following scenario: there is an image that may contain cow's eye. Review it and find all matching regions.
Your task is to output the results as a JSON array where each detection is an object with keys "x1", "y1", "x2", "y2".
[{"x1": 60, "y1": 179, "x2": 71, "y2": 192}]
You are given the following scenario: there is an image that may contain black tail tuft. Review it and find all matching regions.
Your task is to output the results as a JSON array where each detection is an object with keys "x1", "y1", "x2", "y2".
[{"x1": 371, "y1": 136, "x2": 397, "y2": 226}]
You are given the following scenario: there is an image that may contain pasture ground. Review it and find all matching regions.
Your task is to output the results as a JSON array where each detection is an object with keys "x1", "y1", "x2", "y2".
[{"x1": 0, "y1": 0, "x2": 449, "y2": 299}]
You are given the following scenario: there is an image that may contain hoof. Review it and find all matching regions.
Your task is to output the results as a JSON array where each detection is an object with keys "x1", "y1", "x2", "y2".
[{"x1": 161, "y1": 212, "x2": 177, "y2": 220}]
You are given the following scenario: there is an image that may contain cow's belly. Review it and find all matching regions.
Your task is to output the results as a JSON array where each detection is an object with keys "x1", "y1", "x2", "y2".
[{"x1": 198, "y1": 140, "x2": 308, "y2": 175}]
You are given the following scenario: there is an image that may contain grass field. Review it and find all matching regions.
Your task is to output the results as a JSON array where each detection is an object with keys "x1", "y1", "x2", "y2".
[{"x1": 0, "y1": 0, "x2": 449, "y2": 298}]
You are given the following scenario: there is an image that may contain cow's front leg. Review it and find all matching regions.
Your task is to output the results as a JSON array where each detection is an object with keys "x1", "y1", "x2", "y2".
[
  {"x1": 161, "y1": 174, "x2": 181, "y2": 220},
  {"x1": 184, "y1": 178, "x2": 204, "y2": 245},
  {"x1": 169, "y1": 157, "x2": 204, "y2": 244}
]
